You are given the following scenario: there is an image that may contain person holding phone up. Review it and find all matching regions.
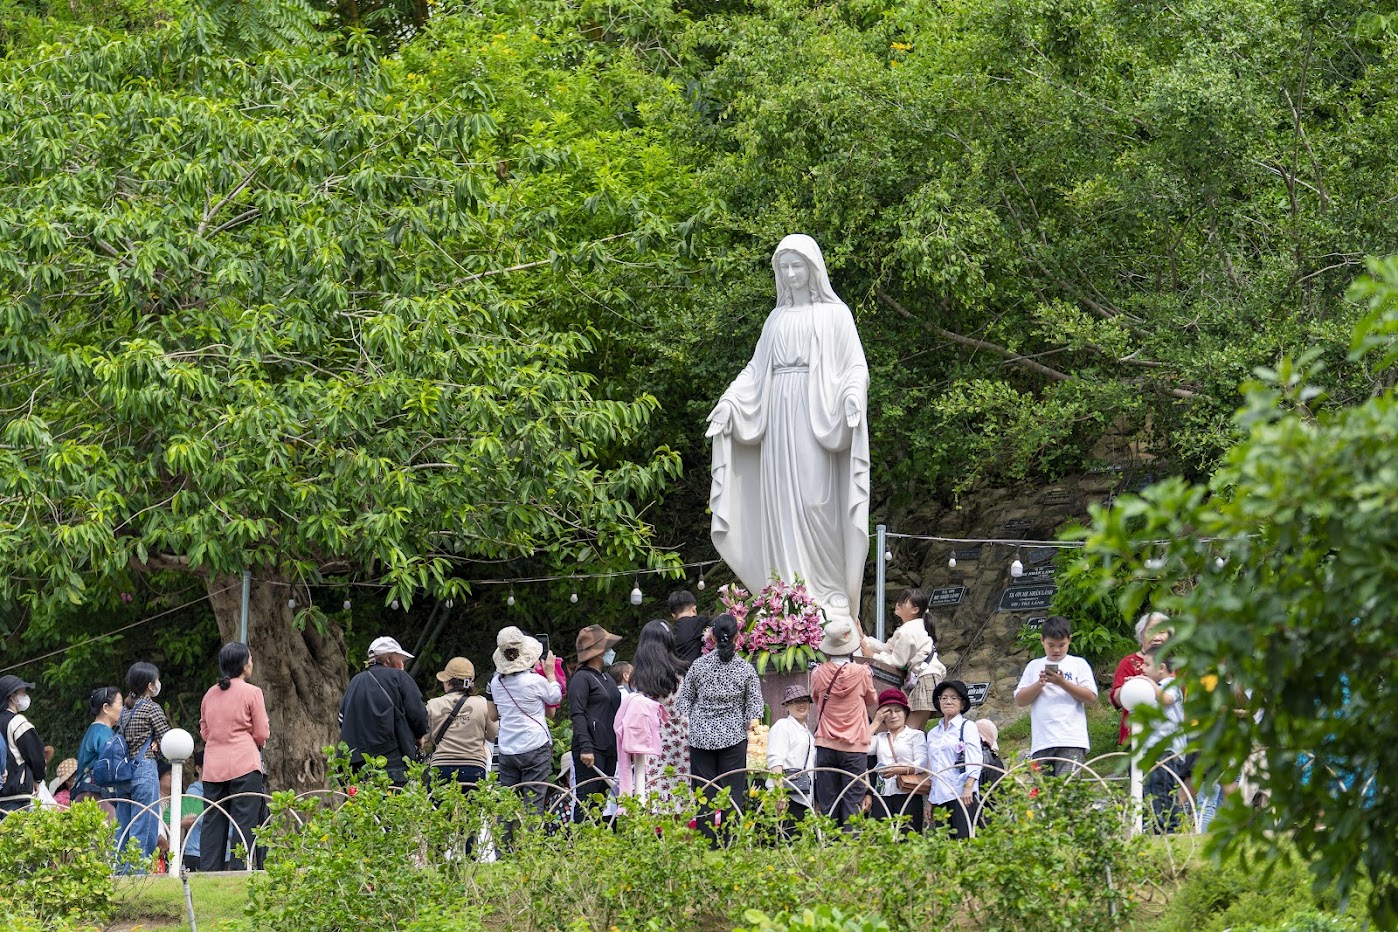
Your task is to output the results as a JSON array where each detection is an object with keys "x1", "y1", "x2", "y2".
[{"x1": 1014, "y1": 616, "x2": 1098, "y2": 777}]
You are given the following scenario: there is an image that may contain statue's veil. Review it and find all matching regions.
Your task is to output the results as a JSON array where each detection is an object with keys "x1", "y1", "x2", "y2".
[{"x1": 772, "y1": 234, "x2": 843, "y2": 308}]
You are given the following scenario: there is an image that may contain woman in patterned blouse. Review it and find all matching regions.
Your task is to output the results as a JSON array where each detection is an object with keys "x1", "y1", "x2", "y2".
[
  {"x1": 115, "y1": 661, "x2": 171, "y2": 867},
  {"x1": 678, "y1": 614, "x2": 763, "y2": 844}
]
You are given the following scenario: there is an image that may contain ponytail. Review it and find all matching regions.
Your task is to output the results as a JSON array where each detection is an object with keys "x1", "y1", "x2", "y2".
[
  {"x1": 712, "y1": 613, "x2": 739, "y2": 663},
  {"x1": 217, "y1": 642, "x2": 252, "y2": 691}
]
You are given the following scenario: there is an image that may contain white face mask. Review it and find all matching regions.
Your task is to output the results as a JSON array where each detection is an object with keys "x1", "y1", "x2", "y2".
[
  {"x1": 15, "y1": 694, "x2": 31, "y2": 713},
  {"x1": 602, "y1": 649, "x2": 617, "y2": 666},
  {"x1": 151, "y1": 681, "x2": 162, "y2": 698}
]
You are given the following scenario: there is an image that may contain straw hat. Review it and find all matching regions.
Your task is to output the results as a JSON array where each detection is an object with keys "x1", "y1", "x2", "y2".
[
  {"x1": 48, "y1": 758, "x2": 77, "y2": 794},
  {"x1": 435, "y1": 657, "x2": 475, "y2": 684},
  {"x1": 493, "y1": 626, "x2": 543, "y2": 675}
]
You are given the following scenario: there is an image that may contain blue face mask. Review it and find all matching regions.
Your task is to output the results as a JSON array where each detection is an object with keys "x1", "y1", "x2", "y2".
[{"x1": 603, "y1": 649, "x2": 617, "y2": 666}]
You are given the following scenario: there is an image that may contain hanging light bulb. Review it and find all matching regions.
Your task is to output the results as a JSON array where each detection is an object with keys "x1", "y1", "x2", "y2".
[
  {"x1": 1010, "y1": 551, "x2": 1024, "y2": 578},
  {"x1": 507, "y1": 590, "x2": 516, "y2": 608},
  {"x1": 696, "y1": 570, "x2": 706, "y2": 592},
  {"x1": 884, "y1": 549, "x2": 893, "y2": 562},
  {"x1": 1144, "y1": 555, "x2": 1166, "y2": 571},
  {"x1": 630, "y1": 579, "x2": 643, "y2": 606},
  {"x1": 1214, "y1": 555, "x2": 1227, "y2": 570},
  {"x1": 570, "y1": 590, "x2": 579, "y2": 604},
  {"x1": 343, "y1": 599, "x2": 352, "y2": 611},
  {"x1": 948, "y1": 553, "x2": 957, "y2": 569},
  {"x1": 287, "y1": 598, "x2": 297, "y2": 610},
  {"x1": 391, "y1": 598, "x2": 400, "y2": 611}
]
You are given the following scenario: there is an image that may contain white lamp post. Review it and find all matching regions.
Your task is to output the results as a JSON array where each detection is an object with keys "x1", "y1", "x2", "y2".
[
  {"x1": 1118, "y1": 676, "x2": 1158, "y2": 836},
  {"x1": 161, "y1": 728, "x2": 195, "y2": 872}
]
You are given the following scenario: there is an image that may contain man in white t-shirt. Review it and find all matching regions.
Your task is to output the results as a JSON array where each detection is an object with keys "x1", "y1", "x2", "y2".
[{"x1": 1014, "y1": 616, "x2": 1099, "y2": 777}]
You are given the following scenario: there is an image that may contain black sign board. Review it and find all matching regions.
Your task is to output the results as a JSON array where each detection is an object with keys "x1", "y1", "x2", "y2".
[
  {"x1": 952, "y1": 547, "x2": 982, "y2": 561},
  {"x1": 1024, "y1": 616, "x2": 1047, "y2": 631},
  {"x1": 966, "y1": 682, "x2": 990, "y2": 706},
  {"x1": 1042, "y1": 489, "x2": 1072, "y2": 506},
  {"x1": 1002, "y1": 518, "x2": 1033, "y2": 533},
  {"x1": 999, "y1": 585, "x2": 1057, "y2": 613},
  {"x1": 1012, "y1": 564, "x2": 1056, "y2": 584},
  {"x1": 1025, "y1": 546, "x2": 1056, "y2": 566},
  {"x1": 930, "y1": 586, "x2": 966, "y2": 607}
]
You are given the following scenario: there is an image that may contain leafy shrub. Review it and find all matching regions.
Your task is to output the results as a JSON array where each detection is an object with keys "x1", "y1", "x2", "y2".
[
  {"x1": 735, "y1": 906, "x2": 892, "y2": 932},
  {"x1": 0, "y1": 800, "x2": 115, "y2": 928}
]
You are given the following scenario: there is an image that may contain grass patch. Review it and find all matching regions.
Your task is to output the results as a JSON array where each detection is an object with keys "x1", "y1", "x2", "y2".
[{"x1": 109, "y1": 874, "x2": 249, "y2": 931}]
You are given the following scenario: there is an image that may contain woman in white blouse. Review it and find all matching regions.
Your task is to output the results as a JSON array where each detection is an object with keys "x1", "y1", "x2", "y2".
[
  {"x1": 925, "y1": 680, "x2": 982, "y2": 839},
  {"x1": 870, "y1": 688, "x2": 929, "y2": 833},
  {"x1": 766, "y1": 684, "x2": 817, "y2": 830}
]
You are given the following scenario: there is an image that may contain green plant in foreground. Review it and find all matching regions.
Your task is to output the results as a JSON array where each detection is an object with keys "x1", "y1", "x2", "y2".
[
  {"x1": 0, "y1": 800, "x2": 115, "y2": 928},
  {"x1": 735, "y1": 906, "x2": 891, "y2": 932}
]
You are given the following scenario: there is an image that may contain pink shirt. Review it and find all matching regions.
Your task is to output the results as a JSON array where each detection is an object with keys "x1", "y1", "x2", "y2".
[
  {"x1": 614, "y1": 692, "x2": 666, "y2": 795},
  {"x1": 200, "y1": 678, "x2": 270, "y2": 783}
]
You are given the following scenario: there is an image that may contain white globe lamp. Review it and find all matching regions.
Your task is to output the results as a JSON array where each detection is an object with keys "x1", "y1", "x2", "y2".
[
  {"x1": 1118, "y1": 676, "x2": 1157, "y2": 837},
  {"x1": 1118, "y1": 675, "x2": 1159, "y2": 712},
  {"x1": 161, "y1": 728, "x2": 196, "y2": 871}
]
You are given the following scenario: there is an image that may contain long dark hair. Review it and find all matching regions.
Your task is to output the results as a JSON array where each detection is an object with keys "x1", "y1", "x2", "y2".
[
  {"x1": 89, "y1": 686, "x2": 120, "y2": 720},
  {"x1": 711, "y1": 613, "x2": 738, "y2": 663},
  {"x1": 897, "y1": 588, "x2": 937, "y2": 647},
  {"x1": 124, "y1": 662, "x2": 159, "y2": 706},
  {"x1": 630, "y1": 620, "x2": 682, "y2": 699},
  {"x1": 217, "y1": 642, "x2": 251, "y2": 690}
]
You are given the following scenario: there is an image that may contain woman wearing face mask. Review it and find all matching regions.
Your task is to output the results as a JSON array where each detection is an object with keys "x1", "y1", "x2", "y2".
[
  {"x1": 0, "y1": 675, "x2": 46, "y2": 814},
  {"x1": 569, "y1": 625, "x2": 623, "y2": 821},
  {"x1": 115, "y1": 662, "x2": 171, "y2": 863},
  {"x1": 74, "y1": 686, "x2": 124, "y2": 803}
]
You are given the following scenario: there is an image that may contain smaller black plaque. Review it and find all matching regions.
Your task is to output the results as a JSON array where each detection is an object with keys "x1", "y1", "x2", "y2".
[
  {"x1": 1012, "y1": 564, "x2": 1056, "y2": 584},
  {"x1": 930, "y1": 586, "x2": 966, "y2": 607},
  {"x1": 966, "y1": 682, "x2": 990, "y2": 706},
  {"x1": 952, "y1": 547, "x2": 982, "y2": 561},
  {"x1": 999, "y1": 585, "x2": 1057, "y2": 613},
  {"x1": 1002, "y1": 518, "x2": 1033, "y2": 533},
  {"x1": 1024, "y1": 616, "x2": 1047, "y2": 631},
  {"x1": 1042, "y1": 489, "x2": 1072, "y2": 506},
  {"x1": 1025, "y1": 546, "x2": 1057, "y2": 566}
]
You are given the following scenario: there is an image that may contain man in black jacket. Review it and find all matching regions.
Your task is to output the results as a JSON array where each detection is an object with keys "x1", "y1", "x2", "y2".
[
  {"x1": 0, "y1": 675, "x2": 45, "y2": 814},
  {"x1": 570, "y1": 625, "x2": 622, "y2": 821},
  {"x1": 338, "y1": 637, "x2": 429, "y2": 786},
  {"x1": 668, "y1": 590, "x2": 709, "y2": 671}
]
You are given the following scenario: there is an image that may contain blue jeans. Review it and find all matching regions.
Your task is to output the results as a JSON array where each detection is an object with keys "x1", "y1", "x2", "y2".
[{"x1": 115, "y1": 757, "x2": 160, "y2": 869}]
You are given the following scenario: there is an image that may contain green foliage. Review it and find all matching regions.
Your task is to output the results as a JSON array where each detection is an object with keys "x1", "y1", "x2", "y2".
[
  {"x1": 1155, "y1": 847, "x2": 1368, "y2": 932},
  {"x1": 1014, "y1": 541, "x2": 1139, "y2": 667},
  {"x1": 0, "y1": 801, "x2": 117, "y2": 928},
  {"x1": 1079, "y1": 261, "x2": 1398, "y2": 923},
  {"x1": 246, "y1": 752, "x2": 1144, "y2": 931},
  {"x1": 736, "y1": 906, "x2": 891, "y2": 932}
]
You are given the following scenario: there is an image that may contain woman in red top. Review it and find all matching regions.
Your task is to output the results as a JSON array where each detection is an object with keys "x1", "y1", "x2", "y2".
[
  {"x1": 1109, "y1": 612, "x2": 1171, "y2": 745},
  {"x1": 199, "y1": 642, "x2": 270, "y2": 871}
]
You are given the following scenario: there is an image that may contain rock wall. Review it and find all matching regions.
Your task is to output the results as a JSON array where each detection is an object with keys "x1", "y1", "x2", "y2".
[{"x1": 860, "y1": 470, "x2": 1130, "y2": 727}]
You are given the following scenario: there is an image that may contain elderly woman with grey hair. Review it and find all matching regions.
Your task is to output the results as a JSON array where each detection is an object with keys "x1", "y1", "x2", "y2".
[{"x1": 1108, "y1": 612, "x2": 1172, "y2": 746}]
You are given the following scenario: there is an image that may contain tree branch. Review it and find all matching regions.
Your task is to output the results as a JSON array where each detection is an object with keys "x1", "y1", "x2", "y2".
[
  {"x1": 875, "y1": 285, "x2": 1072, "y2": 382},
  {"x1": 198, "y1": 161, "x2": 263, "y2": 238}
]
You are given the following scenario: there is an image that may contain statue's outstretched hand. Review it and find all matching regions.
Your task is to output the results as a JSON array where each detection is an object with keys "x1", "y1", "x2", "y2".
[
  {"x1": 844, "y1": 396, "x2": 861, "y2": 428},
  {"x1": 707, "y1": 401, "x2": 733, "y2": 438}
]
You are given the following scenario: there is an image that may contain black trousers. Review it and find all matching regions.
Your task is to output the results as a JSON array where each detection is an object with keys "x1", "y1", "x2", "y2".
[
  {"x1": 815, "y1": 747, "x2": 869, "y2": 826},
  {"x1": 200, "y1": 770, "x2": 267, "y2": 871},
  {"x1": 571, "y1": 748, "x2": 617, "y2": 822},
  {"x1": 690, "y1": 741, "x2": 748, "y2": 844},
  {"x1": 870, "y1": 792, "x2": 926, "y2": 834},
  {"x1": 931, "y1": 794, "x2": 977, "y2": 840}
]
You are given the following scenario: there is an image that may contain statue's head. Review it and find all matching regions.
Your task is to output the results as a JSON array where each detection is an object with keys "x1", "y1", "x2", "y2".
[{"x1": 772, "y1": 234, "x2": 840, "y2": 307}]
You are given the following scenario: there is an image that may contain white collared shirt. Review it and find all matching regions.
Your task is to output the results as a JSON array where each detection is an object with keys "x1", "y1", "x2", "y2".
[{"x1": 924, "y1": 714, "x2": 982, "y2": 804}]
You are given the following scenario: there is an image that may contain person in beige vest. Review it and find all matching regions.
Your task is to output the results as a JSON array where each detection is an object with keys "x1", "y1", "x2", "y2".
[{"x1": 424, "y1": 657, "x2": 499, "y2": 791}]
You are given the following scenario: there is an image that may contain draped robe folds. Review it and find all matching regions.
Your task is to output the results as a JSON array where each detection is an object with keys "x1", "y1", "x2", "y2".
[{"x1": 709, "y1": 252, "x2": 870, "y2": 627}]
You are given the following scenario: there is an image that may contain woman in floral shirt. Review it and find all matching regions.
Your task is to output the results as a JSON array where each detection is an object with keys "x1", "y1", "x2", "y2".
[{"x1": 678, "y1": 614, "x2": 763, "y2": 843}]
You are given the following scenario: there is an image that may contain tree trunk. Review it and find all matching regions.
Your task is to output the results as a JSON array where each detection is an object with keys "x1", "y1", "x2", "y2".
[{"x1": 207, "y1": 575, "x2": 348, "y2": 790}]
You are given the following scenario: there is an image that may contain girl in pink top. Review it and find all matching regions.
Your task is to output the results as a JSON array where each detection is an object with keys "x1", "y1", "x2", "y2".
[{"x1": 199, "y1": 642, "x2": 270, "y2": 871}]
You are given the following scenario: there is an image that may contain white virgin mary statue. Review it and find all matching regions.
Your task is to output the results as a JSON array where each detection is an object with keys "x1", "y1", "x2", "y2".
[{"x1": 707, "y1": 234, "x2": 870, "y2": 627}]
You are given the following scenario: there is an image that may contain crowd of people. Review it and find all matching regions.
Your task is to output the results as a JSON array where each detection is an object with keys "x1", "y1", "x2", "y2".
[{"x1": 0, "y1": 586, "x2": 1199, "y2": 869}]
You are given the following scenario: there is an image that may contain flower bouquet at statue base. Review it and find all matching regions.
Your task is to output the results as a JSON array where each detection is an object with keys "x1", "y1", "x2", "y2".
[{"x1": 706, "y1": 577, "x2": 826, "y2": 675}]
